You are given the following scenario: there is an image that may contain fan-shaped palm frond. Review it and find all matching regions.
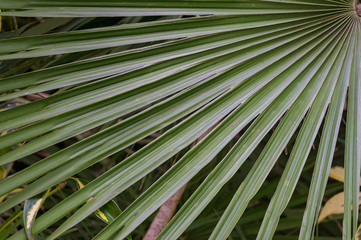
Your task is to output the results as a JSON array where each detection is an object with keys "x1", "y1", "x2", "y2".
[{"x1": 0, "y1": 0, "x2": 360, "y2": 239}]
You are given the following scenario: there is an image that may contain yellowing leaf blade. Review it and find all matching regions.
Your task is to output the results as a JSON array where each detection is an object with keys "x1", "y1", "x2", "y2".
[
  {"x1": 329, "y1": 166, "x2": 361, "y2": 185},
  {"x1": 329, "y1": 166, "x2": 346, "y2": 183},
  {"x1": 69, "y1": 177, "x2": 121, "y2": 223},
  {"x1": 318, "y1": 192, "x2": 361, "y2": 224}
]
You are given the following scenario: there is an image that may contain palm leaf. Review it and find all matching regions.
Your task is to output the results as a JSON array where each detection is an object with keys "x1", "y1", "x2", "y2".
[{"x1": 0, "y1": 0, "x2": 360, "y2": 239}]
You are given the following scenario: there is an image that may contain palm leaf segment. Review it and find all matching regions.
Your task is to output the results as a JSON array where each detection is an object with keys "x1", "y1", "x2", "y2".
[{"x1": 0, "y1": 0, "x2": 360, "y2": 239}]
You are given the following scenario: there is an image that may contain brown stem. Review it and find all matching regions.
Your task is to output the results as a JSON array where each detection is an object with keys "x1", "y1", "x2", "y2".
[
  {"x1": 35, "y1": 150, "x2": 51, "y2": 158},
  {"x1": 143, "y1": 123, "x2": 218, "y2": 240},
  {"x1": 143, "y1": 185, "x2": 186, "y2": 240},
  {"x1": 356, "y1": 3, "x2": 361, "y2": 17}
]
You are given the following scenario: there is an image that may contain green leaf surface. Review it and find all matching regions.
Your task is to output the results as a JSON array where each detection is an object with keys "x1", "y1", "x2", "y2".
[{"x1": 0, "y1": 1, "x2": 359, "y2": 240}]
